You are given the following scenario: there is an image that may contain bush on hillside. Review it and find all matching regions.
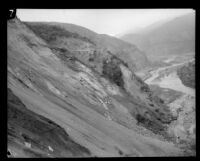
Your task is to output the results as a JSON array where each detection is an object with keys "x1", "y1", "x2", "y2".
[
  {"x1": 102, "y1": 56, "x2": 124, "y2": 88},
  {"x1": 177, "y1": 61, "x2": 195, "y2": 89}
]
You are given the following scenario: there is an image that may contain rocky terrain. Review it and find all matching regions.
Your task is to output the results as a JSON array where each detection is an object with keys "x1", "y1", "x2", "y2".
[
  {"x1": 177, "y1": 61, "x2": 195, "y2": 89},
  {"x1": 8, "y1": 17, "x2": 192, "y2": 157},
  {"x1": 142, "y1": 59, "x2": 195, "y2": 156}
]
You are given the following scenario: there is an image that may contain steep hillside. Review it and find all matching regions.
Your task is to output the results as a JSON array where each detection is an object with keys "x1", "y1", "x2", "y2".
[
  {"x1": 24, "y1": 21, "x2": 150, "y2": 71},
  {"x1": 7, "y1": 17, "x2": 186, "y2": 157},
  {"x1": 120, "y1": 13, "x2": 195, "y2": 61},
  {"x1": 8, "y1": 88, "x2": 91, "y2": 157},
  {"x1": 177, "y1": 61, "x2": 195, "y2": 89}
]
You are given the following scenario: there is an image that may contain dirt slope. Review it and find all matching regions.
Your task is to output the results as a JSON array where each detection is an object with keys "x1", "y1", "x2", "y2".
[{"x1": 7, "y1": 17, "x2": 185, "y2": 157}]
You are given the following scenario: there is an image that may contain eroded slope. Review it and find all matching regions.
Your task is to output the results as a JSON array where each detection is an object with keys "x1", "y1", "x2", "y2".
[{"x1": 7, "y1": 17, "x2": 184, "y2": 157}]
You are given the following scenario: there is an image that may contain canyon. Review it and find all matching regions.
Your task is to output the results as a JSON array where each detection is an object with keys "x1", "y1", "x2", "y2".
[{"x1": 7, "y1": 15, "x2": 195, "y2": 157}]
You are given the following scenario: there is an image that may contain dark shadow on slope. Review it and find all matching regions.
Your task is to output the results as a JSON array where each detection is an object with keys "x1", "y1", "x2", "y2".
[
  {"x1": 8, "y1": 88, "x2": 91, "y2": 157},
  {"x1": 102, "y1": 55, "x2": 125, "y2": 88}
]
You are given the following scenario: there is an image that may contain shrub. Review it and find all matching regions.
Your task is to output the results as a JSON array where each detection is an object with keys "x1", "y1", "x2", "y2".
[
  {"x1": 140, "y1": 86, "x2": 150, "y2": 92},
  {"x1": 88, "y1": 57, "x2": 94, "y2": 62},
  {"x1": 149, "y1": 103, "x2": 154, "y2": 107},
  {"x1": 102, "y1": 56, "x2": 124, "y2": 88},
  {"x1": 136, "y1": 114, "x2": 146, "y2": 124}
]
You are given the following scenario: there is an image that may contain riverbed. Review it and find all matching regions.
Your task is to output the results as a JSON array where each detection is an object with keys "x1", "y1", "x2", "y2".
[
  {"x1": 145, "y1": 59, "x2": 195, "y2": 97},
  {"x1": 144, "y1": 58, "x2": 195, "y2": 152}
]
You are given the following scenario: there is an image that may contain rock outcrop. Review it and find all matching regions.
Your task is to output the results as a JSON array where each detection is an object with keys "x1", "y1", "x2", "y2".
[{"x1": 177, "y1": 61, "x2": 195, "y2": 89}]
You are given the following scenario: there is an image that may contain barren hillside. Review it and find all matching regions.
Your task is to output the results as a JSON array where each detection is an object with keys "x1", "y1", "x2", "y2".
[{"x1": 7, "y1": 17, "x2": 186, "y2": 157}]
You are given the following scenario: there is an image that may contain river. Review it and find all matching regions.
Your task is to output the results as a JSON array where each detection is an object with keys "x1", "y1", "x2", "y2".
[
  {"x1": 144, "y1": 58, "x2": 195, "y2": 153},
  {"x1": 145, "y1": 59, "x2": 195, "y2": 97}
]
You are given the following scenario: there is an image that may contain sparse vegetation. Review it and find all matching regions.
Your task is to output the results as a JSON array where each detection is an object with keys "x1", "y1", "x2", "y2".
[
  {"x1": 140, "y1": 85, "x2": 150, "y2": 93},
  {"x1": 24, "y1": 23, "x2": 95, "y2": 45},
  {"x1": 177, "y1": 61, "x2": 195, "y2": 89},
  {"x1": 20, "y1": 34, "x2": 37, "y2": 48},
  {"x1": 149, "y1": 103, "x2": 154, "y2": 107},
  {"x1": 50, "y1": 47, "x2": 79, "y2": 71},
  {"x1": 102, "y1": 56, "x2": 124, "y2": 88},
  {"x1": 88, "y1": 57, "x2": 94, "y2": 62},
  {"x1": 136, "y1": 114, "x2": 146, "y2": 124},
  {"x1": 8, "y1": 18, "x2": 192, "y2": 157},
  {"x1": 135, "y1": 113, "x2": 166, "y2": 135}
]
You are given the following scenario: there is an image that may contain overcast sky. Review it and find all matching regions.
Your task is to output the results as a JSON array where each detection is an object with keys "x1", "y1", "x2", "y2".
[{"x1": 17, "y1": 9, "x2": 194, "y2": 36}]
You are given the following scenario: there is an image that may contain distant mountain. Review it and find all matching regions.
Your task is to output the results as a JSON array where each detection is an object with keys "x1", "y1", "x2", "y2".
[
  {"x1": 116, "y1": 18, "x2": 172, "y2": 38},
  {"x1": 139, "y1": 17, "x2": 174, "y2": 35},
  {"x1": 115, "y1": 27, "x2": 144, "y2": 38},
  {"x1": 119, "y1": 13, "x2": 195, "y2": 61}
]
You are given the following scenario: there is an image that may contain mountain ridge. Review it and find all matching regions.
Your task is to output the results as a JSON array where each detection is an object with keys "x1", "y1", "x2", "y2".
[
  {"x1": 119, "y1": 12, "x2": 195, "y2": 61},
  {"x1": 23, "y1": 20, "x2": 150, "y2": 71}
]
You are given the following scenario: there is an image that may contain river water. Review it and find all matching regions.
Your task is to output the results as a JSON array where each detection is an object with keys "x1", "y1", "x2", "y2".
[
  {"x1": 145, "y1": 59, "x2": 195, "y2": 97},
  {"x1": 144, "y1": 59, "x2": 195, "y2": 151}
]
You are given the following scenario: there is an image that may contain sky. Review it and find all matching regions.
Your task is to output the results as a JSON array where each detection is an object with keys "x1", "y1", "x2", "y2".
[{"x1": 17, "y1": 9, "x2": 194, "y2": 36}]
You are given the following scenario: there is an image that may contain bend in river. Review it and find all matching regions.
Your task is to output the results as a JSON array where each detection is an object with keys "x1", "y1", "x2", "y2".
[{"x1": 145, "y1": 59, "x2": 195, "y2": 97}]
